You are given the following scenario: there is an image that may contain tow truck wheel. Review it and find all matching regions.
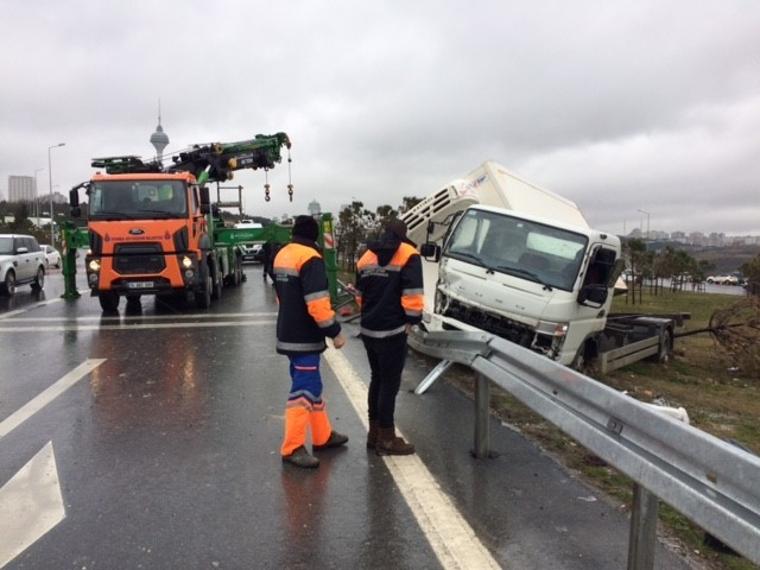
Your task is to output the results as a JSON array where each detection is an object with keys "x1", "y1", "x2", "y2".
[
  {"x1": 211, "y1": 263, "x2": 223, "y2": 301},
  {"x1": 99, "y1": 291, "x2": 120, "y2": 313},
  {"x1": 196, "y1": 262, "x2": 212, "y2": 309}
]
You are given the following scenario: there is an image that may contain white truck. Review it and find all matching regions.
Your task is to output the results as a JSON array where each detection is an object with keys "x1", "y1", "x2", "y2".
[{"x1": 404, "y1": 161, "x2": 675, "y2": 372}]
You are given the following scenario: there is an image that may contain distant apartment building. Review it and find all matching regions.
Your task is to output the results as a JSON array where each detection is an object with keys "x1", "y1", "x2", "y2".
[
  {"x1": 7, "y1": 175, "x2": 36, "y2": 202},
  {"x1": 670, "y1": 231, "x2": 687, "y2": 243}
]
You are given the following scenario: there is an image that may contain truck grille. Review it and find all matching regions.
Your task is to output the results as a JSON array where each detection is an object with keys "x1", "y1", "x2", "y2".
[{"x1": 113, "y1": 243, "x2": 165, "y2": 274}]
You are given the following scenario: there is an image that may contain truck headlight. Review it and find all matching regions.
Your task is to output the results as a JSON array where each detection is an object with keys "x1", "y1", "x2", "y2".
[
  {"x1": 536, "y1": 320, "x2": 569, "y2": 337},
  {"x1": 89, "y1": 259, "x2": 101, "y2": 272},
  {"x1": 181, "y1": 256, "x2": 193, "y2": 269}
]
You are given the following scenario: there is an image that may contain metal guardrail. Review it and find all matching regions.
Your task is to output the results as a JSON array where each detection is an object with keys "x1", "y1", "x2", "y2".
[{"x1": 413, "y1": 326, "x2": 760, "y2": 569}]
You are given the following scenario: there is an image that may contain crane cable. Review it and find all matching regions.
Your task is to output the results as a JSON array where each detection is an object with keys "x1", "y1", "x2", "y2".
[
  {"x1": 264, "y1": 168, "x2": 271, "y2": 202},
  {"x1": 287, "y1": 147, "x2": 294, "y2": 203}
]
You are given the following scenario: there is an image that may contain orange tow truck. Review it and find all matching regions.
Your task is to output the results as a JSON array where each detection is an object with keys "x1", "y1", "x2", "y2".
[{"x1": 69, "y1": 133, "x2": 292, "y2": 312}]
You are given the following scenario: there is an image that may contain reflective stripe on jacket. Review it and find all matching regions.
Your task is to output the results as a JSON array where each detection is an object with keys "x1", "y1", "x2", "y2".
[
  {"x1": 274, "y1": 237, "x2": 341, "y2": 355},
  {"x1": 356, "y1": 240, "x2": 423, "y2": 337}
]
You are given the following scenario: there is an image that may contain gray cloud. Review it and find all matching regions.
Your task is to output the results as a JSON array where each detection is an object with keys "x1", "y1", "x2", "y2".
[{"x1": 2, "y1": 1, "x2": 759, "y2": 235}]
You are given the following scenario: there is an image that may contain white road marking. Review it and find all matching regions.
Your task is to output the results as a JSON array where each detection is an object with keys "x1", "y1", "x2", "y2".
[
  {"x1": 1, "y1": 311, "x2": 277, "y2": 323},
  {"x1": 0, "y1": 290, "x2": 88, "y2": 320},
  {"x1": 0, "y1": 359, "x2": 106, "y2": 440},
  {"x1": 0, "y1": 320, "x2": 275, "y2": 333},
  {"x1": 323, "y1": 348, "x2": 501, "y2": 570},
  {"x1": 0, "y1": 442, "x2": 66, "y2": 569}
]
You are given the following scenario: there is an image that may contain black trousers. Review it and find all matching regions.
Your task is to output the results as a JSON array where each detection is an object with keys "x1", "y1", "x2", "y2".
[{"x1": 363, "y1": 333, "x2": 408, "y2": 429}]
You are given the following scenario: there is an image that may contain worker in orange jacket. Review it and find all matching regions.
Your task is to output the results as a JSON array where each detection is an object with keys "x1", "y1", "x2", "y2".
[
  {"x1": 274, "y1": 215, "x2": 348, "y2": 468},
  {"x1": 355, "y1": 219, "x2": 423, "y2": 455}
]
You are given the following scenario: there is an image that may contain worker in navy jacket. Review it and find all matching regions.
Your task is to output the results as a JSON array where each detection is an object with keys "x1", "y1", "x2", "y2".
[
  {"x1": 274, "y1": 215, "x2": 348, "y2": 468},
  {"x1": 355, "y1": 219, "x2": 423, "y2": 455}
]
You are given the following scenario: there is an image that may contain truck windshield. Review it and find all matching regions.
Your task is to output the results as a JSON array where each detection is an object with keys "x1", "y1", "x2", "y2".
[
  {"x1": 89, "y1": 180, "x2": 188, "y2": 220},
  {"x1": 0, "y1": 237, "x2": 13, "y2": 255},
  {"x1": 444, "y1": 209, "x2": 588, "y2": 291}
]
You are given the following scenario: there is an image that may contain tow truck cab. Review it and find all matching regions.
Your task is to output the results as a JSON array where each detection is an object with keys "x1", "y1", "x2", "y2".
[{"x1": 83, "y1": 172, "x2": 211, "y2": 307}]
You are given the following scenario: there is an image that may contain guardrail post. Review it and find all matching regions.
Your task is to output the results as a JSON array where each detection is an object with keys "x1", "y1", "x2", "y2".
[
  {"x1": 627, "y1": 484, "x2": 659, "y2": 570},
  {"x1": 473, "y1": 373, "x2": 491, "y2": 458}
]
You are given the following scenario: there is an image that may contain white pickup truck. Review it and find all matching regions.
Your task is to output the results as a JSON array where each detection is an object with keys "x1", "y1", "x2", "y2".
[{"x1": 404, "y1": 162, "x2": 675, "y2": 371}]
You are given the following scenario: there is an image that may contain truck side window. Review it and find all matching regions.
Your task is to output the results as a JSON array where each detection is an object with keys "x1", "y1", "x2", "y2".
[
  {"x1": 583, "y1": 247, "x2": 616, "y2": 287},
  {"x1": 191, "y1": 186, "x2": 200, "y2": 213}
]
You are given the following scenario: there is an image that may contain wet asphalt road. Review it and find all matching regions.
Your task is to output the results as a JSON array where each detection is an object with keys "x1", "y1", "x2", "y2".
[{"x1": 0, "y1": 267, "x2": 693, "y2": 569}]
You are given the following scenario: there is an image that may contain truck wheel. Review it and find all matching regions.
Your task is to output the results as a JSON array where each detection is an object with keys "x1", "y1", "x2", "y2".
[
  {"x1": 31, "y1": 267, "x2": 45, "y2": 291},
  {"x1": 211, "y1": 263, "x2": 223, "y2": 301},
  {"x1": 99, "y1": 291, "x2": 120, "y2": 313},
  {"x1": 0, "y1": 271, "x2": 15, "y2": 297},
  {"x1": 196, "y1": 262, "x2": 212, "y2": 309},
  {"x1": 658, "y1": 329, "x2": 673, "y2": 364}
]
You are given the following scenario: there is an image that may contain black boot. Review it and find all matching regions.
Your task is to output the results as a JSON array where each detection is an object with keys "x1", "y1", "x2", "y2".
[
  {"x1": 366, "y1": 420, "x2": 379, "y2": 450},
  {"x1": 313, "y1": 431, "x2": 349, "y2": 451},
  {"x1": 376, "y1": 427, "x2": 415, "y2": 456},
  {"x1": 282, "y1": 445, "x2": 320, "y2": 468}
]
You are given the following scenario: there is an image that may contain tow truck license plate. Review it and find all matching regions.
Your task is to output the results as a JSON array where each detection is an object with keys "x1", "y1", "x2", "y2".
[{"x1": 127, "y1": 281, "x2": 154, "y2": 289}]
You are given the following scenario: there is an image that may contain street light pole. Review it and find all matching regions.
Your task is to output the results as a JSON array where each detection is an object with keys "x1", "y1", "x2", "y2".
[
  {"x1": 33, "y1": 168, "x2": 44, "y2": 220},
  {"x1": 637, "y1": 209, "x2": 651, "y2": 240},
  {"x1": 47, "y1": 143, "x2": 65, "y2": 245}
]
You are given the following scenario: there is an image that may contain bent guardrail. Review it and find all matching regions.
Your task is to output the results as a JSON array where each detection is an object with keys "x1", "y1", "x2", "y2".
[{"x1": 413, "y1": 326, "x2": 760, "y2": 569}]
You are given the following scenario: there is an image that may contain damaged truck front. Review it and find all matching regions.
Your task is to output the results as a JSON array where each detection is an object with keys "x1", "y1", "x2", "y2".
[{"x1": 423, "y1": 205, "x2": 624, "y2": 367}]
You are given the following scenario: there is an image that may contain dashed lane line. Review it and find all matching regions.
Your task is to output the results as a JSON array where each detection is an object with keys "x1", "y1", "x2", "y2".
[
  {"x1": 323, "y1": 348, "x2": 502, "y2": 570},
  {"x1": 0, "y1": 312, "x2": 277, "y2": 323},
  {"x1": 0, "y1": 320, "x2": 276, "y2": 333},
  {"x1": 0, "y1": 359, "x2": 106, "y2": 441}
]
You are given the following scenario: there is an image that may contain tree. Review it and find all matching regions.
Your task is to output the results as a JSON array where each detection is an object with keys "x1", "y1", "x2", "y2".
[{"x1": 741, "y1": 255, "x2": 760, "y2": 296}]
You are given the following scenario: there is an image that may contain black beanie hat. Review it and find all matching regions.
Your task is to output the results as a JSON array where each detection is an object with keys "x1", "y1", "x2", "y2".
[
  {"x1": 292, "y1": 215, "x2": 319, "y2": 242},
  {"x1": 385, "y1": 219, "x2": 408, "y2": 240}
]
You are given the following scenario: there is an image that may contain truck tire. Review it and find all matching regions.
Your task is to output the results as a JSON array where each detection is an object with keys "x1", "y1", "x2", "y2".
[
  {"x1": 0, "y1": 270, "x2": 15, "y2": 297},
  {"x1": 657, "y1": 329, "x2": 673, "y2": 364},
  {"x1": 211, "y1": 262, "x2": 223, "y2": 301},
  {"x1": 31, "y1": 267, "x2": 45, "y2": 291},
  {"x1": 196, "y1": 261, "x2": 212, "y2": 309},
  {"x1": 99, "y1": 291, "x2": 120, "y2": 313}
]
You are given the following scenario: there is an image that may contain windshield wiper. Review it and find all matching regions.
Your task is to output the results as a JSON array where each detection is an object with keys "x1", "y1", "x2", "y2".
[
  {"x1": 90, "y1": 210, "x2": 135, "y2": 220},
  {"x1": 135, "y1": 209, "x2": 179, "y2": 218},
  {"x1": 496, "y1": 265, "x2": 554, "y2": 291}
]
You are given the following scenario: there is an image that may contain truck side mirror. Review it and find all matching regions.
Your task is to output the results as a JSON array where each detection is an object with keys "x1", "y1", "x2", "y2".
[
  {"x1": 578, "y1": 284, "x2": 608, "y2": 308},
  {"x1": 69, "y1": 188, "x2": 80, "y2": 218},
  {"x1": 199, "y1": 186, "x2": 210, "y2": 214},
  {"x1": 420, "y1": 242, "x2": 441, "y2": 262}
]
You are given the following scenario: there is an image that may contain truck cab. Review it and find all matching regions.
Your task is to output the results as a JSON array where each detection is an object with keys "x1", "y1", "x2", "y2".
[
  {"x1": 84, "y1": 172, "x2": 211, "y2": 311},
  {"x1": 423, "y1": 205, "x2": 623, "y2": 366}
]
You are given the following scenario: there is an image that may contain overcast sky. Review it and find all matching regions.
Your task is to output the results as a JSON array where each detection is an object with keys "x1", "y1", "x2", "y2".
[{"x1": 2, "y1": 1, "x2": 759, "y2": 235}]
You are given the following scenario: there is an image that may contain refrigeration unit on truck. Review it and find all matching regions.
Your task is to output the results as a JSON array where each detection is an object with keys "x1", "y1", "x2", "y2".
[{"x1": 403, "y1": 161, "x2": 675, "y2": 372}]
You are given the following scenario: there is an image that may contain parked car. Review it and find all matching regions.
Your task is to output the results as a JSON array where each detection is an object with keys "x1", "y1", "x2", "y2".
[
  {"x1": 234, "y1": 219, "x2": 263, "y2": 230},
  {"x1": 706, "y1": 275, "x2": 738, "y2": 285},
  {"x1": 0, "y1": 234, "x2": 47, "y2": 296},
  {"x1": 40, "y1": 244, "x2": 61, "y2": 268},
  {"x1": 240, "y1": 242, "x2": 265, "y2": 263}
]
